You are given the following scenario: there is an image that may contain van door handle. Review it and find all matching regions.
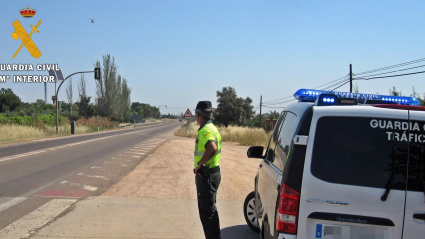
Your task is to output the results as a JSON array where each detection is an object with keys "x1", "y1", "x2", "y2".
[{"x1": 413, "y1": 214, "x2": 425, "y2": 220}]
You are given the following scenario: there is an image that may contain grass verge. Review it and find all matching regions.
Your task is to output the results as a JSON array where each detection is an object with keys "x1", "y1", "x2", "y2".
[
  {"x1": 175, "y1": 121, "x2": 271, "y2": 147},
  {"x1": 0, "y1": 124, "x2": 91, "y2": 144}
]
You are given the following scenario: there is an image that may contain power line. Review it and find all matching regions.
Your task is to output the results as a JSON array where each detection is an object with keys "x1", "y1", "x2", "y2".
[
  {"x1": 313, "y1": 76, "x2": 349, "y2": 90},
  {"x1": 263, "y1": 106, "x2": 286, "y2": 109},
  {"x1": 356, "y1": 70, "x2": 425, "y2": 81},
  {"x1": 355, "y1": 58, "x2": 425, "y2": 76},
  {"x1": 263, "y1": 99, "x2": 297, "y2": 106},
  {"x1": 331, "y1": 80, "x2": 350, "y2": 91},
  {"x1": 262, "y1": 76, "x2": 349, "y2": 105},
  {"x1": 321, "y1": 78, "x2": 350, "y2": 91},
  {"x1": 357, "y1": 64, "x2": 425, "y2": 78}
]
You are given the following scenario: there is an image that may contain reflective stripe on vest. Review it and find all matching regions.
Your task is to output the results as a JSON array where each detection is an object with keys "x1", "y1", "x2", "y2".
[{"x1": 194, "y1": 125, "x2": 221, "y2": 157}]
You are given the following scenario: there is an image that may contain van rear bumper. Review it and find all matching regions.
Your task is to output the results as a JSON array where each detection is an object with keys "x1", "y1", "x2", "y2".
[{"x1": 278, "y1": 233, "x2": 297, "y2": 239}]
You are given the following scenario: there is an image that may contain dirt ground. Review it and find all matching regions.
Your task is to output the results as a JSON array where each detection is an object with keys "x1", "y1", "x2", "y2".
[{"x1": 103, "y1": 136, "x2": 262, "y2": 201}]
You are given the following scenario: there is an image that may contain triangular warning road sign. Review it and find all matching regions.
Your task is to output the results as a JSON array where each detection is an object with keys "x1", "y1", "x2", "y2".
[{"x1": 183, "y1": 109, "x2": 193, "y2": 118}]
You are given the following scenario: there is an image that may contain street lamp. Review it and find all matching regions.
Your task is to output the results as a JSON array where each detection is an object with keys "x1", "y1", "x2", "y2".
[{"x1": 156, "y1": 105, "x2": 167, "y2": 119}]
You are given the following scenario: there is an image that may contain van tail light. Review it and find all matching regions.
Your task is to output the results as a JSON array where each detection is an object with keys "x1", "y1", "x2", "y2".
[{"x1": 276, "y1": 182, "x2": 300, "y2": 234}]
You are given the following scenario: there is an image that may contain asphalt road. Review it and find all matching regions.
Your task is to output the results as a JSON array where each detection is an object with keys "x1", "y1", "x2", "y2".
[{"x1": 0, "y1": 120, "x2": 182, "y2": 234}]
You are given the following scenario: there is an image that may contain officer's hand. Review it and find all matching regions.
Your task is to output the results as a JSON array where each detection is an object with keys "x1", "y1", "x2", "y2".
[{"x1": 194, "y1": 165, "x2": 201, "y2": 174}]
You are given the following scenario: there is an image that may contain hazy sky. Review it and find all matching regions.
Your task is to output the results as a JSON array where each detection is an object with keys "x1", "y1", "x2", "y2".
[{"x1": 1, "y1": 0, "x2": 424, "y2": 115}]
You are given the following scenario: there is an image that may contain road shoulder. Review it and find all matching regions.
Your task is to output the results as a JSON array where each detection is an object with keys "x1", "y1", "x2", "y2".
[{"x1": 31, "y1": 137, "x2": 261, "y2": 239}]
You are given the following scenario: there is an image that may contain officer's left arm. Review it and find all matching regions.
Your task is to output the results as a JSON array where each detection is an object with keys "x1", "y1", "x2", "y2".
[
  {"x1": 198, "y1": 141, "x2": 217, "y2": 165},
  {"x1": 194, "y1": 141, "x2": 217, "y2": 174}
]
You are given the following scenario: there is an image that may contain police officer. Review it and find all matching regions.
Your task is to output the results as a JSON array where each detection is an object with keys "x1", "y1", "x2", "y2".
[{"x1": 193, "y1": 101, "x2": 222, "y2": 239}]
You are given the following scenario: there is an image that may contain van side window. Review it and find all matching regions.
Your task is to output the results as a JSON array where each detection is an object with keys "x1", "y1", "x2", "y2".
[
  {"x1": 265, "y1": 113, "x2": 286, "y2": 165},
  {"x1": 311, "y1": 116, "x2": 408, "y2": 190},
  {"x1": 275, "y1": 112, "x2": 298, "y2": 172}
]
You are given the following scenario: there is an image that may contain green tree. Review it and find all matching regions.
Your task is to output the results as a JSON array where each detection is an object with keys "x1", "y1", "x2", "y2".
[
  {"x1": 77, "y1": 96, "x2": 94, "y2": 118},
  {"x1": 121, "y1": 78, "x2": 131, "y2": 117},
  {"x1": 95, "y1": 54, "x2": 118, "y2": 117},
  {"x1": 0, "y1": 91, "x2": 21, "y2": 112},
  {"x1": 131, "y1": 102, "x2": 144, "y2": 117},
  {"x1": 65, "y1": 76, "x2": 73, "y2": 115},
  {"x1": 214, "y1": 86, "x2": 254, "y2": 127},
  {"x1": 411, "y1": 86, "x2": 425, "y2": 106},
  {"x1": 389, "y1": 86, "x2": 402, "y2": 96}
]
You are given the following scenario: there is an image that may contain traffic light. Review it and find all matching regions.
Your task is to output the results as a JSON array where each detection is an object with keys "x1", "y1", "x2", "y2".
[{"x1": 94, "y1": 67, "x2": 101, "y2": 80}]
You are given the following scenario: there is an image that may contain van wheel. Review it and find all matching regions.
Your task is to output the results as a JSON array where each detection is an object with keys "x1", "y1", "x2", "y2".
[{"x1": 243, "y1": 191, "x2": 260, "y2": 233}]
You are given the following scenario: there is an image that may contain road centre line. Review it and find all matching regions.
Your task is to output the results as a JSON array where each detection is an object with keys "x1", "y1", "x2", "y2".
[
  {"x1": 0, "y1": 127, "x2": 158, "y2": 163},
  {"x1": 129, "y1": 149, "x2": 149, "y2": 152}
]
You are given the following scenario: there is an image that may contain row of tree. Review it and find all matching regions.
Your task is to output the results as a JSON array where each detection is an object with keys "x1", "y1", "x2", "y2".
[
  {"x1": 130, "y1": 102, "x2": 161, "y2": 119},
  {"x1": 61, "y1": 54, "x2": 132, "y2": 120}
]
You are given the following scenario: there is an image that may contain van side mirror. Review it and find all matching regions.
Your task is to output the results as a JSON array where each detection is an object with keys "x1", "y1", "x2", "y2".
[{"x1": 247, "y1": 146, "x2": 264, "y2": 159}]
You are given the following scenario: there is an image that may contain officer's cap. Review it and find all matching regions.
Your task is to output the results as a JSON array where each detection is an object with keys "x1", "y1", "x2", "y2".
[{"x1": 195, "y1": 101, "x2": 212, "y2": 113}]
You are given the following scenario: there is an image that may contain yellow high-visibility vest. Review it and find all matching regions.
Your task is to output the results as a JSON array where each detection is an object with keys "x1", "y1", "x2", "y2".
[{"x1": 194, "y1": 121, "x2": 222, "y2": 168}]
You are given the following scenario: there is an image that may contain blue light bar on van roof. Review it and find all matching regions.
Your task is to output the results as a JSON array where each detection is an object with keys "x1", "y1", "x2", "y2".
[{"x1": 293, "y1": 89, "x2": 421, "y2": 106}]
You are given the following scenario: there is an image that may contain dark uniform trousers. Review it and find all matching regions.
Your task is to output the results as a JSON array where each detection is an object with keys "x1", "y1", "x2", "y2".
[{"x1": 195, "y1": 170, "x2": 221, "y2": 239}]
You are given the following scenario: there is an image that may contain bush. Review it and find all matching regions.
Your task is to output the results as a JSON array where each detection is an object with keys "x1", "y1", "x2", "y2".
[
  {"x1": 36, "y1": 113, "x2": 66, "y2": 126},
  {"x1": 0, "y1": 115, "x2": 8, "y2": 124},
  {"x1": 9, "y1": 116, "x2": 24, "y2": 125},
  {"x1": 8, "y1": 115, "x2": 33, "y2": 126},
  {"x1": 76, "y1": 116, "x2": 119, "y2": 129}
]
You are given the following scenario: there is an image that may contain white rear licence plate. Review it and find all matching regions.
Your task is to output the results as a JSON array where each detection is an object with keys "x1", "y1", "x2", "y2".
[{"x1": 315, "y1": 224, "x2": 387, "y2": 239}]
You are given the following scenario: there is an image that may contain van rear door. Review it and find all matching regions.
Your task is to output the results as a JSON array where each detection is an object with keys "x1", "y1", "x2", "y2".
[
  {"x1": 403, "y1": 110, "x2": 425, "y2": 238},
  {"x1": 297, "y1": 107, "x2": 408, "y2": 239}
]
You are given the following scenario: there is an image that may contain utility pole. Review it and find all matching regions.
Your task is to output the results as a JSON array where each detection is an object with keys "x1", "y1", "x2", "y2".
[
  {"x1": 259, "y1": 95, "x2": 262, "y2": 128},
  {"x1": 44, "y1": 82, "x2": 47, "y2": 104},
  {"x1": 350, "y1": 64, "x2": 353, "y2": 93}
]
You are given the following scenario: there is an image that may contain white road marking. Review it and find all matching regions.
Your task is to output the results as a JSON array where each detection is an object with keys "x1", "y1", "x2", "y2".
[
  {"x1": 131, "y1": 156, "x2": 139, "y2": 158},
  {"x1": 124, "y1": 151, "x2": 145, "y2": 155},
  {"x1": 90, "y1": 166, "x2": 102, "y2": 169},
  {"x1": 58, "y1": 181, "x2": 98, "y2": 192},
  {"x1": 0, "y1": 199, "x2": 77, "y2": 239},
  {"x1": 129, "y1": 149, "x2": 148, "y2": 152},
  {"x1": 131, "y1": 147, "x2": 149, "y2": 150},
  {"x1": 0, "y1": 197, "x2": 28, "y2": 213},
  {"x1": 125, "y1": 152, "x2": 145, "y2": 155},
  {"x1": 121, "y1": 164, "x2": 127, "y2": 166},
  {"x1": 83, "y1": 185, "x2": 98, "y2": 191},
  {"x1": 76, "y1": 173, "x2": 109, "y2": 181},
  {"x1": 0, "y1": 126, "x2": 161, "y2": 163}
]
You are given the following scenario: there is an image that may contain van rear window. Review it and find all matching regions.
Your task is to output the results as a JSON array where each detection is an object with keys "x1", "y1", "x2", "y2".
[{"x1": 311, "y1": 117, "x2": 409, "y2": 190}]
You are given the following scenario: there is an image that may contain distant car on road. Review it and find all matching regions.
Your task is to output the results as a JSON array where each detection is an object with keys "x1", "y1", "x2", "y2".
[{"x1": 179, "y1": 118, "x2": 183, "y2": 122}]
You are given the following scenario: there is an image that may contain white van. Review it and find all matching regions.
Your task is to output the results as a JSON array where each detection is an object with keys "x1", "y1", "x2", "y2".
[{"x1": 244, "y1": 89, "x2": 425, "y2": 239}]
